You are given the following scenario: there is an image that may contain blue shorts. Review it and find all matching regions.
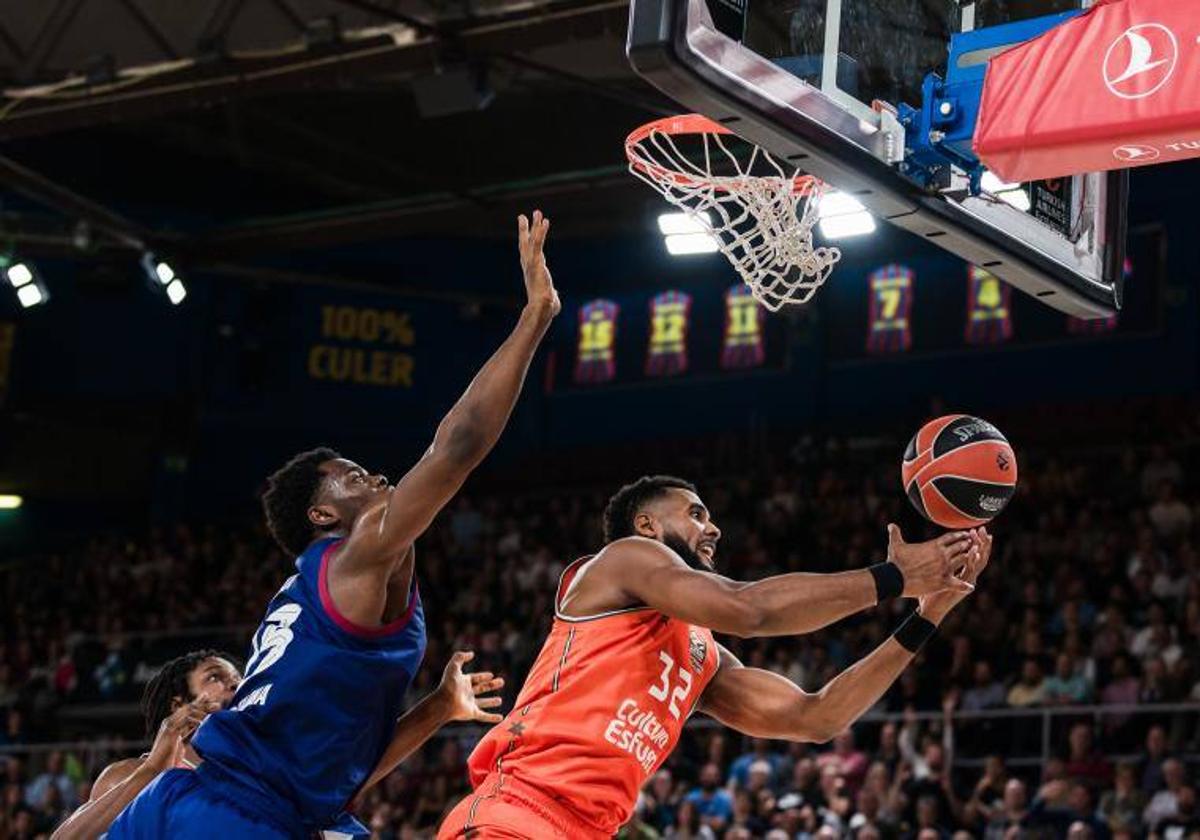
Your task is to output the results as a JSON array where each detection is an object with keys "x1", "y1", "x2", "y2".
[{"x1": 103, "y1": 768, "x2": 296, "y2": 839}]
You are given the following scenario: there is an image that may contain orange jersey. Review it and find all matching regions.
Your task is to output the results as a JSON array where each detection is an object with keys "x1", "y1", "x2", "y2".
[{"x1": 465, "y1": 556, "x2": 720, "y2": 836}]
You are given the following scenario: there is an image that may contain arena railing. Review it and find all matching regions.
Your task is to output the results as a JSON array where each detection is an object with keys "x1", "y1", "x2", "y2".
[{"x1": 2, "y1": 702, "x2": 1196, "y2": 773}]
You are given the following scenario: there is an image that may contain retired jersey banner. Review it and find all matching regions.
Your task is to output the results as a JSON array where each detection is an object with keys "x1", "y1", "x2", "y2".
[
  {"x1": 866, "y1": 265, "x2": 914, "y2": 355},
  {"x1": 964, "y1": 266, "x2": 1013, "y2": 345},
  {"x1": 720, "y1": 285, "x2": 765, "y2": 370},
  {"x1": 646, "y1": 290, "x2": 692, "y2": 377},
  {"x1": 575, "y1": 299, "x2": 619, "y2": 385}
]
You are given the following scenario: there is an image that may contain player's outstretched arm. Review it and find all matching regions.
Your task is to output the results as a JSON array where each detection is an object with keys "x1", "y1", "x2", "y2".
[
  {"x1": 697, "y1": 530, "x2": 990, "y2": 743},
  {"x1": 51, "y1": 700, "x2": 211, "y2": 840},
  {"x1": 606, "y1": 525, "x2": 972, "y2": 637},
  {"x1": 351, "y1": 652, "x2": 504, "y2": 809},
  {"x1": 342, "y1": 212, "x2": 560, "y2": 568}
]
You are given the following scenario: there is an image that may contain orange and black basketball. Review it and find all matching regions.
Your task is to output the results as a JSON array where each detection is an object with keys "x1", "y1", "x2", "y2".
[{"x1": 901, "y1": 415, "x2": 1017, "y2": 529}]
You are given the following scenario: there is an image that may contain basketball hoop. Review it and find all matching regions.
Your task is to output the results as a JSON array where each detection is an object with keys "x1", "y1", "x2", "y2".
[{"x1": 625, "y1": 114, "x2": 841, "y2": 312}]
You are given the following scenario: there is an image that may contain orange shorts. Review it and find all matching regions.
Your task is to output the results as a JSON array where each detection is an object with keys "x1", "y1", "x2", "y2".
[{"x1": 438, "y1": 773, "x2": 608, "y2": 840}]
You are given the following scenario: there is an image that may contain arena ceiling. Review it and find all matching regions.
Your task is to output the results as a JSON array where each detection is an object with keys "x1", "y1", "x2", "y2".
[{"x1": 0, "y1": 0, "x2": 675, "y2": 288}]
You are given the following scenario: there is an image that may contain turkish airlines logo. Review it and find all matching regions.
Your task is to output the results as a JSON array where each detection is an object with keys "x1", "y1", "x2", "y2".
[
  {"x1": 1103, "y1": 23, "x2": 1178, "y2": 99},
  {"x1": 1113, "y1": 144, "x2": 1160, "y2": 163}
]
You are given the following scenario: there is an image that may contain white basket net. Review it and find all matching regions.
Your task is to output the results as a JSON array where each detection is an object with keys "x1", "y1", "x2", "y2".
[{"x1": 627, "y1": 117, "x2": 841, "y2": 312}]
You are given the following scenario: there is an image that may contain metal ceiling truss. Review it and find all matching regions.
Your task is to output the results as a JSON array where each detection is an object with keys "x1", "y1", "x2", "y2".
[{"x1": 0, "y1": 0, "x2": 649, "y2": 140}]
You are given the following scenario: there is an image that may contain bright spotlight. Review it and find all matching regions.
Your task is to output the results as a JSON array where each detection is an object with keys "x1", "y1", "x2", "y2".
[
  {"x1": 0, "y1": 495, "x2": 22, "y2": 510},
  {"x1": 143, "y1": 252, "x2": 187, "y2": 305},
  {"x1": 6, "y1": 263, "x2": 33, "y2": 288},
  {"x1": 165, "y1": 278, "x2": 187, "y2": 305},
  {"x1": 665, "y1": 232, "x2": 720, "y2": 255},
  {"x1": 818, "y1": 192, "x2": 877, "y2": 240},
  {"x1": 16, "y1": 282, "x2": 47, "y2": 308},
  {"x1": 657, "y1": 212, "x2": 712, "y2": 236},
  {"x1": 980, "y1": 172, "x2": 1032, "y2": 211}
]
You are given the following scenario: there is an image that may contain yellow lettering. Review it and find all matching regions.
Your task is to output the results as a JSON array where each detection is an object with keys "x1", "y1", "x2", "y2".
[
  {"x1": 308, "y1": 345, "x2": 329, "y2": 379},
  {"x1": 307, "y1": 346, "x2": 413, "y2": 388},
  {"x1": 334, "y1": 307, "x2": 357, "y2": 341},
  {"x1": 879, "y1": 288, "x2": 902, "y2": 320},
  {"x1": 978, "y1": 276, "x2": 1001, "y2": 309},
  {"x1": 390, "y1": 354, "x2": 414, "y2": 387},
  {"x1": 359, "y1": 309, "x2": 381, "y2": 342}
]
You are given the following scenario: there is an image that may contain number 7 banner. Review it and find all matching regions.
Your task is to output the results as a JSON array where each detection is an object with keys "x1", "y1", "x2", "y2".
[{"x1": 867, "y1": 265, "x2": 914, "y2": 355}]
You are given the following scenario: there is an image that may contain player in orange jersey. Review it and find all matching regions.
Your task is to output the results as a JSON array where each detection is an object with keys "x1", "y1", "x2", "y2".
[{"x1": 439, "y1": 475, "x2": 989, "y2": 839}]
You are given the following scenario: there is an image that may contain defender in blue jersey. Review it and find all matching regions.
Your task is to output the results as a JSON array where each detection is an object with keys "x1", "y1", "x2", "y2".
[{"x1": 105, "y1": 212, "x2": 561, "y2": 839}]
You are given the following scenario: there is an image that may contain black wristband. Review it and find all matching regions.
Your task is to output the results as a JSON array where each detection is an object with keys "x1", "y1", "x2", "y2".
[
  {"x1": 869, "y1": 562, "x2": 905, "y2": 603},
  {"x1": 894, "y1": 612, "x2": 937, "y2": 653}
]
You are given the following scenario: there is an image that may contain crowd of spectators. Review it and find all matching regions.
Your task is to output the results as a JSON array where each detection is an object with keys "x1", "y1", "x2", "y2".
[{"x1": 2, "y1": 403, "x2": 1199, "y2": 838}]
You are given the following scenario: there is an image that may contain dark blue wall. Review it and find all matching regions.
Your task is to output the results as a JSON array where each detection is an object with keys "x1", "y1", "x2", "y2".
[{"x1": 0, "y1": 164, "x2": 1196, "y2": 523}]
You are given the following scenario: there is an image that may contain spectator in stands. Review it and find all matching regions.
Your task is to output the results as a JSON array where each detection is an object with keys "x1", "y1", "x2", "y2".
[
  {"x1": 961, "y1": 662, "x2": 1006, "y2": 712},
  {"x1": 667, "y1": 798, "x2": 715, "y2": 840},
  {"x1": 1044, "y1": 653, "x2": 1091, "y2": 705},
  {"x1": 1065, "y1": 723, "x2": 1113, "y2": 791},
  {"x1": 23, "y1": 751, "x2": 75, "y2": 814},
  {"x1": 1152, "y1": 785, "x2": 1200, "y2": 839},
  {"x1": 1149, "y1": 482, "x2": 1192, "y2": 540},
  {"x1": 1099, "y1": 762, "x2": 1146, "y2": 835},
  {"x1": 1028, "y1": 781, "x2": 1108, "y2": 839},
  {"x1": 0, "y1": 709, "x2": 25, "y2": 748},
  {"x1": 685, "y1": 762, "x2": 734, "y2": 835},
  {"x1": 1140, "y1": 725, "x2": 1172, "y2": 793},
  {"x1": 729, "y1": 739, "x2": 784, "y2": 792},
  {"x1": 1144, "y1": 758, "x2": 1188, "y2": 833},
  {"x1": 1100, "y1": 654, "x2": 1141, "y2": 739},
  {"x1": 964, "y1": 755, "x2": 1008, "y2": 830},
  {"x1": 1008, "y1": 658, "x2": 1047, "y2": 707},
  {"x1": 643, "y1": 769, "x2": 680, "y2": 833},
  {"x1": 817, "y1": 732, "x2": 868, "y2": 796},
  {"x1": 1141, "y1": 445, "x2": 1182, "y2": 499}
]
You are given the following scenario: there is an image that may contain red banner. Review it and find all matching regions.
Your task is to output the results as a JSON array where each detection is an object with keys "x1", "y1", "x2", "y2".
[{"x1": 975, "y1": 0, "x2": 1200, "y2": 182}]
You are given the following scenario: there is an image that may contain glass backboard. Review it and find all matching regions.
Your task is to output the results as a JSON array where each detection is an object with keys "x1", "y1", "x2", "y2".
[{"x1": 628, "y1": 0, "x2": 1127, "y2": 317}]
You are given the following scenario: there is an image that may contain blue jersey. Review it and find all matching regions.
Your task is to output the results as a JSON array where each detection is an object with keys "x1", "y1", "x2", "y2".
[{"x1": 191, "y1": 536, "x2": 426, "y2": 835}]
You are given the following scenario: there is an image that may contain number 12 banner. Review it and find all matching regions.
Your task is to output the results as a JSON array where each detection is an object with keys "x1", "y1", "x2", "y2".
[{"x1": 646, "y1": 290, "x2": 692, "y2": 377}]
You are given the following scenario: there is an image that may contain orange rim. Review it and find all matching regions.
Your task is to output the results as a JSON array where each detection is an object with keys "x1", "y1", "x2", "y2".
[{"x1": 626, "y1": 114, "x2": 823, "y2": 196}]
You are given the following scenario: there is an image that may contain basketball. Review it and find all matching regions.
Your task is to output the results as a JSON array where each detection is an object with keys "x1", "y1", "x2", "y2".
[{"x1": 901, "y1": 415, "x2": 1017, "y2": 529}]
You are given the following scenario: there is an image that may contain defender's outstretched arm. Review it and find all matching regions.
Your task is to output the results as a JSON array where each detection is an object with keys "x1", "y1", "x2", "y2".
[
  {"x1": 697, "y1": 530, "x2": 990, "y2": 742},
  {"x1": 341, "y1": 212, "x2": 560, "y2": 569},
  {"x1": 604, "y1": 525, "x2": 973, "y2": 638},
  {"x1": 351, "y1": 652, "x2": 504, "y2": 809}
]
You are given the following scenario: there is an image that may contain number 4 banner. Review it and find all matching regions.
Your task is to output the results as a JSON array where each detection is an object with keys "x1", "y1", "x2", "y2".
[{"x1": 965, "y1": 266, "x2": 1013, "y2": 345}]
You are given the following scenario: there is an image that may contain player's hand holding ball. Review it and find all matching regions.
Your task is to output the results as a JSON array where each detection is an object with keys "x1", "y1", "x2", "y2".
[
  {"x1": 886, "y1": 524, "x2": 975, "y2": 597},
  {"x1": 518, "y1": 210, "x2": 561, "y2": 320},
  {"x1": 438, "y1": 650, "x2": 506, "y2": 724},
  {"x1": 918, "y1": 528, "x2": 991, "y2": 623}
]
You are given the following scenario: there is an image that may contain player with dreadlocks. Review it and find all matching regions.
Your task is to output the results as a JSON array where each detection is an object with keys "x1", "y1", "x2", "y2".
[{"x1": 52, "y1": 650, "x2": 241, "y2": 839}]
